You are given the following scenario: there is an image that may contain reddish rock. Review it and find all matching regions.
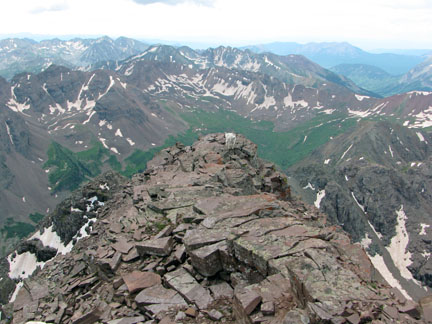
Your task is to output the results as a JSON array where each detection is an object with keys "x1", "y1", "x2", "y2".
[
  {"x1": 122, "y1": 247, "x2": 140, "y2": 262},
  {"x1": 208, "y1": 309, "x2": 224, "y2": 321},
  {"x1": 136, "y1": 236, "x2": 174, "y2": 256},
  {"x1": 112, "y1": 237, "x2": 134, "y2": 254},
  {"x1": 71, "y1": 308, "x2": 102, "y2": 324},
  {"x1": 154, "y1": 224, "x2": 174, "y2": 239},
  {"x1": 346, "y1": 312, "x2": 360, "y2": 324},
  {"x1": 235, "y1": 289, "x2": 262, "y2": 315},
  {"x1": 420, "y1": 295, "x2": 432, "y2": 322},
  {"x1": 109, "y1": 223, "x2": 123, "y2": 234},
  {"x1": 189, "y1": 242, "x2": 223, "y2": 276},
  {"x1": 122, "y1": 271, "x2": 161, "y2": 294},
  {"x1": 261, "y1": 301, "x2": 275, "y2": 316},
  {"x1": 209, "y1": 282, "x2": 234, "y2": 300},
  {"x1": 185, "y1": 307, "x2": 198, "y2": 318}
]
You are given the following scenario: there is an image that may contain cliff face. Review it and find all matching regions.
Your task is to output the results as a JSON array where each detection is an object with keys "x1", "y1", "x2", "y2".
[{"x1": 1, "y1": 133, "x2": 427, "y2": 323}]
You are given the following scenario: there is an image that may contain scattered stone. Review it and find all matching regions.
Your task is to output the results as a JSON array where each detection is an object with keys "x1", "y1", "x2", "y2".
[
  {"x1": 113, "y1": 277, "x2": 125, "y2": 289},
  {"x1": 135, "y1": 284, "x2": 187, "y2": 315},
  {"x1": 235, "y1": 289, "x2": 262, "y2": 315},
  {"x1": 154, "y1": 225, "x2": 174, "y2": 239},
  {"x1": 122, "y1": 247, "x2": 140, "y2": 262},
  {"x1": 110, "y1": 223, "x2": 123, "y2": 234},
  {"x1": 207, "y1": 309, "x2": 224, "y2": 321},
  {"x1": 260, "y1": 301, "x2": 275, "y2": 316},
  {"x1": 109, "y1": 252, "x2": 122, "y2": 271},
  {"x1": 175, "y1": 311, "x2": 187, "y2": 321},
  {"x1": 136, "y1": 237, "x2": 174, "y2": 256},
  {"x1": 112, "y1": 237, "x2": 134, "y2": 254},
  {"x1": 209, "y1": 282, "x2": 234, "y2": 300},
  {"x1": 346, "y1": 312, "x2": 361, "y2": 324},
  {"x1": 122, "y1": 271, "x2": 161, "y2": 294},
  {"x1": 185, "y1": 307, "x2": 198, "y2": 318},
  {"x1": 71, "y1": 308, "x2": 102, "y2": 324},
  {"x1": 189, "y1": 242, "x2": 223, "y2": 276},
  {"x1": 165, "y1": 268, "x2": 214, "y2": 310}
]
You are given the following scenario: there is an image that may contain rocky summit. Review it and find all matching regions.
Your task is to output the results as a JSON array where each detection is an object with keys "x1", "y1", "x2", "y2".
[{"x1": 1, "y1": 133, "x2": 429, "y2": 323}]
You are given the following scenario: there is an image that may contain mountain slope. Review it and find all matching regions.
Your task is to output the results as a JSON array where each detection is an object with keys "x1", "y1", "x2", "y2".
[
  {"x1": 0, "y1": 133, "x2": 427, "y2": 323},
  {"x1": 386, "y1": 56, "x2": 432, "y2": 95},
  {"x1": 330, "y1": 64, "x2": 400, "y2": 96},
  {"x1": 287, "y1": 121, "x2": 432, "y2": 299}
]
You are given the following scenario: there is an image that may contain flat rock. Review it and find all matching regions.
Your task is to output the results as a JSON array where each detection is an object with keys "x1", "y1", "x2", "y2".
[
  {"x1": 235, "y1": 289, "x2": 262, "y2": 315},
  {"x1": 71, "y1": 308, "x2": 102, "y2": 324},
  {"x1": 208, "y1": 309, "x2": 224, "y2": 321},
  {"x1": 165, "y1": 268, "x2": 214, "y2": 310},
  {"x1": 136, "y1": 236, "x2": 173, "y2": 256},
  {"x1": 183, "y1": 229, "x2": 228, "y2": 251},
  {"x1": 112, "y1": 237, "x2": 134, "y2": 254},
  {"x1": 122, "y1": 247, "x2": 140, "y2": 262},
  {"x1": 420, "y1": 295, "x2": 432, "y2": 323},
  {"x1": 209, "y1": 282, "x2": 234, "y2": 300},
  {"x1": 135, "y1": 284, "x2": 187, "y2": 315},
  {"x1": 122, "y1": 271, "x2": 161, "y2": 294}
]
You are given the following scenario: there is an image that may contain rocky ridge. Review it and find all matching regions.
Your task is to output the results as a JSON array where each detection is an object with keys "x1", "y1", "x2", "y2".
[{"x1": 1, "y1": 133, "x2": 428, "y2": 323}]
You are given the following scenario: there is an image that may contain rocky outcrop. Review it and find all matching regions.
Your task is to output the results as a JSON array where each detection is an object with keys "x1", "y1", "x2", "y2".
[{"x1": 1, "y1": 133, "x2": 428, "y2": 323}]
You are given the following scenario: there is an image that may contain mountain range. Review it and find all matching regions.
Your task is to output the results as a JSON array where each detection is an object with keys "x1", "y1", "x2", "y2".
[
  {"x1": 0, "y1": 41, "x2": 432, "y2": 307},
  {"x1": 242, "y1": 41, "x2": 425, "y2": 75},
  {"x1": 0, "y1": 36, "x2": 148, "y2": 80}
]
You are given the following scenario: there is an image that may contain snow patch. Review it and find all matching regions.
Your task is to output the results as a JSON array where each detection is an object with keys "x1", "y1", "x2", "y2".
[
  {"x1": 283, "y1": 93, "x2": 308, "y2": 109},
  {"x1": 302, "y1": 182, "x2": 315, "y2": 191},
  {"x1": 348, "y1": 108, "x2": 372, "y2": 118},
  {"x1": 8, "y1": 252, "x2": 45, "y2": 280},
  {"x1": 126, "y1": 138, "x2": 135, "y2": 146},
  {"x1": 388, "y1": 145, "x2": 394, "y2": 158},
  {"x1": 99, "y1": 183, "x2": 110, "y2": 191},
  {"x1": 115, "y1": 129, "x2": 123, "y2": 137},
  {"x1": 99, "y1": 138, "x2": 109, "y2": 149},
  {"x1": 5, "y1": 123, "x2": 13, "y2": 145},
  {"x1": 314, "y1": 190, "x2": 325, "y2": 208},
  {"x1": 30, "y1": 225, "x2": 72, "y2": 255},
  {"x1": 420, "y1": 223, "x2": 430, "y2": 235},
  {"x1": 387, "y1": 205, "x2": 416, "y2": 282},
  {"x1": 360, "y1": 233, "x2": 372, "y2": 249},
  {"x1": 82, "y1": 110, "x2": 96, "y2": 125},
  {"x1": 355, "y1": 94, "x2": 370, "y2": 101},
  {"x1": 340, "y1": 144, "x2": 353, "y2": 161},
  {"x1": 368, "y1": 254, "x2": 411, "y2": 300},
  {"x1": 416, "y1": 132, "x2": 425, "y2": 142},
  {"x1": 9, "y1": 281, "x2": 23, "y2": 303}
]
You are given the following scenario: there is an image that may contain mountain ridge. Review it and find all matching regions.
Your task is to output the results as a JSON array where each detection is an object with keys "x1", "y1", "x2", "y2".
[{"x1": 0, "y1": 133, "x2": 428, "y2": 323}]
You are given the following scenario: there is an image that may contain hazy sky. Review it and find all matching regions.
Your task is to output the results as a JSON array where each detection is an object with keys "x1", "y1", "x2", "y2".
[{"x1": 1, "y1": 0, "x2": 432, "y2": 49}]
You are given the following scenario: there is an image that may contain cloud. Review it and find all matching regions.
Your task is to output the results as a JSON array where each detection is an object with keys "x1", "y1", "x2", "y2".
[
  {"x1": 132, "y1": 0, "x2": 213, "y2": 6},
  {"x1": 30, "y1": 2, "x2": 69, "y2": 14}
]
